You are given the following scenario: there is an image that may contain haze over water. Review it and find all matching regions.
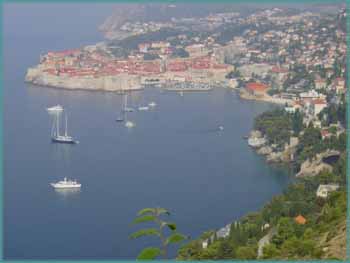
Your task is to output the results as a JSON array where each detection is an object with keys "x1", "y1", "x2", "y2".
[{"x1": 4, "y1": 4, "x2": 290, "y2": 259}]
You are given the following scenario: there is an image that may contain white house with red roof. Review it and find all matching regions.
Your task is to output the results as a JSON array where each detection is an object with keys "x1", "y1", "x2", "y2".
[
  {"x1": 312, "y1": 98, "x2": 327, "y2": 116},
  {"x1": 333, "y1": 77, "x2": 345, "y2": 94}
]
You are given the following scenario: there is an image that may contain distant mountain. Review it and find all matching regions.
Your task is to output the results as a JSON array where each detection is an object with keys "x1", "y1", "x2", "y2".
[
  {"x1": 98, "y1": 2, "x2": 344, "y2": 40},
  {"x1": 98, "y1": 4, "x2": 146, "y2": 36},
  {"x1": 98, "y1": 3, "x2": 257, "y2": 39}
]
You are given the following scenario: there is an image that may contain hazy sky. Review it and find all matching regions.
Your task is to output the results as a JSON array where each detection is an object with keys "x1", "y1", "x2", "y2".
[
  {"x1": 4, "y1": 3, "x2": 115, "y2": 38},
  {"x1": 4, "y1": 1, "x2": 344, "y2": 41}
]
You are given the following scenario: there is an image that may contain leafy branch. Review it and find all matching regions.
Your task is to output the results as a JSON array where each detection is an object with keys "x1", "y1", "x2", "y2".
[{"x1": 130, "y1": 207, "x2": 188, "y2": 260}]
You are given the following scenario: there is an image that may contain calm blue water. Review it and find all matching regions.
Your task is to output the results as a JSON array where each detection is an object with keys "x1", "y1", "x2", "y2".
[{"x1": 4, "y1": 4, "x2": 291, "y2": 259}]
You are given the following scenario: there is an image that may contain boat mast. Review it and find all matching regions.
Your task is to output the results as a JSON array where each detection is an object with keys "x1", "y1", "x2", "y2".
[
  {"x1": 51, "y1": 116, "x2": 55, "y2": 137},
  {"x1": 65, "y1": 113, "x2": 68, "y2": 137},
  {"x1": 124, "y1": 93, "x2": 128, "y2": 120},
  {"x1": 56, "y1": 112, "x2": 60, "y2": 136},
  {"x1": 122, "y1": 85, "x2": 125, "y2": 115}
]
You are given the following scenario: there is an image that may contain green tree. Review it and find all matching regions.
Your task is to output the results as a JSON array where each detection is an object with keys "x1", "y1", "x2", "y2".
[
  {"x1": 263, "y1": 243, "x2": 281, "y2": 258},
  {"x1": 292, "y1": 110, "x2": 303, "y2": 136},
  {"x1": 254, "y1": 109, "x2": 292, "y2": 148},
  {"x1": 272, "y1": 217, "x2": 295, "y2": 246},
  {"x1": 217, "y1": 239, "x2": 236, "y2": 258},
  {"x1": 130, "y1": 207, "x2": 188, "y2": 260},
  {"x1": 236, "y1": 246, "x2": 257, "y2": 259}
]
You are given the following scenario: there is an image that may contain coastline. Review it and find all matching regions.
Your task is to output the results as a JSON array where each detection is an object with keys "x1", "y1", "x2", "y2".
[
  {"x1": 238, "y1": 88, "x2": 293, "y2": 105},
  {"x1": 179, "y1": 87, "x2": 347, "y2": 259}
]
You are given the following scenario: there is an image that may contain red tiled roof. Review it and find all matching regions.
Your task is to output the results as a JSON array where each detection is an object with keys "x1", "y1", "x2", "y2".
[
  {"x1": 295, "y1": 215, "x2": 307, "y2": 225},
  {"x1": 313, "y1": 99, "x2": 327, "y2": 105},
  {"x1": 321, "y1": 130, "x2": 330, "y2": 137},
  {"x1": 271, "y1": 66, "x2": 288, "y2": 73},
  {"x1": 246, "y1": 82, "x2": 269, "y2": 91}
]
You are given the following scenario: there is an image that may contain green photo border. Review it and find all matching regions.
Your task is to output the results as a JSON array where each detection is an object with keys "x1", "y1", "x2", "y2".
[{"x1": 0, "y1": 0, "x2": 348, "y2": 262}]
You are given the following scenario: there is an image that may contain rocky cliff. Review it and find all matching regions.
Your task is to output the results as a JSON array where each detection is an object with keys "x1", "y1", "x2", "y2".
[{"x1": 296, "y1": 150, "x2": 340, "y2": 177}]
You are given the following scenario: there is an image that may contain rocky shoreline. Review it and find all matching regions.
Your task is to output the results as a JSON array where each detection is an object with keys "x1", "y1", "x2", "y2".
[
  {"x1": 247, "y1": 130, "x2": 337, "y2": 177},
  {"x1": 239, "y1": 88, "x2": 293, "y2": 105}
]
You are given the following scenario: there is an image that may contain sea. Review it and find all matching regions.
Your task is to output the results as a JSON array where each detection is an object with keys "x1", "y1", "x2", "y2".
[{"x1": 3, "y1": 3, "x2": 291, "y2": 259}]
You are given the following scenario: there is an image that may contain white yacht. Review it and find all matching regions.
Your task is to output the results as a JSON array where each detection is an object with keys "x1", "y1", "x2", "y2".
[
  {"x1": 138, "y1": 106, "x2": 149, "y2": 111},
  {"x1": 148, "y1": 102, "x2": 157, "y2": 107},
  {"x1": 50, "y1": 177, "x2": 81, "y2": 189},
  {"x1": 47, "y1": 105, "x2": 63, "y2": 113},
  {"x1": 124, "y1": 107, "x2": 134, "y2": 112},
  {"x1": 125, "y1": 121, "x2": 135, "y2": 128}
]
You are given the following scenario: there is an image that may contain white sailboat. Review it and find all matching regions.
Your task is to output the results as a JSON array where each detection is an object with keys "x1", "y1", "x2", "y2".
[
  {"x1": 116, "y1": 92, "x2": 125, "y2": 122},
  {"x1": 51, "y1": 110, "x2": 78, "y2": 144},
  {"x1": 119, "y1": 92, "x2": 135, "y2": 128},
  {"x1": 123, "y1": 93, "x2": 134, "y2": 112},
  {"x1": 47, "y1": 104, "x2": 63, "y2": 113}
]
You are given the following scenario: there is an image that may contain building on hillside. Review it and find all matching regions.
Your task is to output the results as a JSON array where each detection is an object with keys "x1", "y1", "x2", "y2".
[
  {"x1": 295, "y1": 215, "x2": 307, "y2": 225},
  {"x1": 299, "y1": 89, "x2": 323, "y2": 100},
  {"x1": 245, "y1": 82, "x2": 269, "y2": 96},
  {"x1": 333, "y1": 77, "x2": 345, "y2": 94},
  {"x1": 292, "y1": 101, "x2": 304, "y2": 112},
  {"x1": 185, "y1": 44, "x2": 206, "y2": 57},
  {"x1": 216, "y1": 224, "x2": 231, "y2": 239},
  {"x1": 315, "y1": 78, "x2": 327, "y2": 90},
  {"x1": 321, "y1": 129, "x2": 332, "y2": 140},
  {"x1": 151, "y1": 41, "x2": 170, "y2": 49},
  {"x1": 138, "y1": 43, "x2": 150, "y2": 53},
  {"x1": 313, "y1": 120, "x2": 322, "y2": 128},
  {"x1": 312, "y1": 99, "x2": 327, "y2": 116},
  {"x1": 202, "y1": 239, "x2": 208, "y2": 249},
  {"x1": 316, "y1": 184, "x2": 339, "y2": 198},
  {"x1": 228, "y1": 78, "x2": 239, "y2": 89}
]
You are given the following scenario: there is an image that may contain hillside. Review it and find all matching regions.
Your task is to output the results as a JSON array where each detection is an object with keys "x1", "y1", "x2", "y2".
[{"x1": 177, "y1": 105, "x2": 347, "y2": 260}]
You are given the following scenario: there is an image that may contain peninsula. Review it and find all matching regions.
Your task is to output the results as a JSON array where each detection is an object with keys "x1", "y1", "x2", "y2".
[{"x1": 25, "y1": 42, "x2": 233, "y2": 91}]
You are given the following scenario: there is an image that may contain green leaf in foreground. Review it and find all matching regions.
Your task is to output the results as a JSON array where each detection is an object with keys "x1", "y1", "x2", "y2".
[
  {"x1": 129, "y1": 228, "x2": 160, "y2": 239},
  {"x1": 166, "y1": 233, "x2": 187, "y2": 245},
  {"x1": 132, "y1": 215, "x2": 156, "y2": 224},
  {"x1": 157, "y1": 208, "x2": 170, "y2": 215},
  {"x1": 131, "y1": 207, "x2": 188, "y2": 259},
  {"x1": 166, "y1": 222, "x2": 177, "y2": 231},
  {"x1": 137, "y1": 247, "x2": 161, "y2": 260},
  {"x1": 138, "y1": 208, "x2": 156, "y2": 216}
]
